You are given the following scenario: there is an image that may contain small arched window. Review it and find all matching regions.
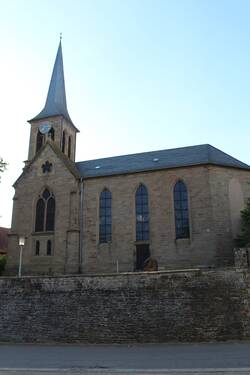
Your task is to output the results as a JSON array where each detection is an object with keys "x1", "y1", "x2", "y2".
[
  {"x1": 174, "y1": 180, "x2": 190, "y2": 239},
  {"x1": 136, "y1": 184, "x2": 149, "y2": 241},
  {"x1": 36, "y1": 130, "x2": 44, "y2": 153},
  {"x1": 49, "y1": 127, "x2": 55, "y2": 140},
  {"x1": 47, "y1": 240, "x2": 52, "y2": 256},
  {"x1": 62, "y1": 130, "x2": 66, "y2": 153},
  {"x1": 35, "y1": 240, "x2": 40, "y2": 256},
  {"x1": 68, "y1": 136, "x2": 71, "y2": 158},
  {"x1": 35, "y1": 189, "x2": 55, "y2": 232},
  {"x1": 99, "y1": 189, "x2": 112, "y2": 243}
]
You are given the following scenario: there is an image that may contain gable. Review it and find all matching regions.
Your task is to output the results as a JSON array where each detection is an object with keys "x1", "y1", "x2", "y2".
[{"x1": 14, "y1": 141, "x2": 80, "y2": 188}]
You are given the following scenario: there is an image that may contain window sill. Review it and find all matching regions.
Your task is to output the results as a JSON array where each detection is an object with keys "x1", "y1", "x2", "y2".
[
  {"x1": 134, "y1": 240, "x2": 150, "y2": 245},
  {"x1": 175, "y1": 238, "x2": 191, "y2": 246},
  {"x1": 32, "y1": 232, "x2": 54, "y2": 236}
]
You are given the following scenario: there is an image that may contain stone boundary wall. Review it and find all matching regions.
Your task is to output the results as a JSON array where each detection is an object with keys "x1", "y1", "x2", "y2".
[{"x1": 0, "y1": 269, "x2": 250, "y2": 343}]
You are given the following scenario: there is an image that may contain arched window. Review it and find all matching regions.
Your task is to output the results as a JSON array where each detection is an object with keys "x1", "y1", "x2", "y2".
[
  {"x1": 49, "y1": 127, "x2": 55, "y2": 140},
  {"x1": 68, "y1": 136, "x2": 71, "y2": 159},
  {"x1": 35, "y1": 189, "x2": 55, "y2": 232},
  {"x1": 47, "y1": 240, "x2": 52, "y2": 256},
  {"x1": 136, "y1": 184, "x2": 149, "y2": 241},
  {"x1": 36, "y1": 130, "x2": 44, "y2": 153},
  {"x1": 35, "y1": 199, "x2": 45, "y2": 232},
  {"x1": 174, "y1": 180, "x2": 190, "y2": 239},
  {"x1": 99, "y1": 189, "x2": 112, "y2": 243},
  {"x1": 62, "y1": 130, "x2": 66, "y2": 153}
]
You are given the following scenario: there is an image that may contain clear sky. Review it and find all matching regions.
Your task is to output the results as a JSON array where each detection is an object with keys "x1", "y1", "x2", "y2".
[{"x1": 0, "y1": 0, "x2": 250, "y2": 227}]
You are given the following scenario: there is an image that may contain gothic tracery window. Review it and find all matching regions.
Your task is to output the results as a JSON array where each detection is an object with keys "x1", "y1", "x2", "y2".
[
  {"x1": 174, "y1": 180, "x2": 190, "y2": 239},
  {"x1": 35, "y1": 189, "x2": 55, "y2": 232},
  {"x1": 99, "y1": 189, "x2": 112, "y2": 243},
  {"x1": 136, "y1": 184, "x2": 149, "y2": 241}
]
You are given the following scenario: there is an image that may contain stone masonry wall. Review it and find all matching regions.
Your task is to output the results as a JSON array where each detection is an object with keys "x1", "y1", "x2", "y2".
[{"x1": 1, "y1": 269, "x2": 250, "y2": 343}]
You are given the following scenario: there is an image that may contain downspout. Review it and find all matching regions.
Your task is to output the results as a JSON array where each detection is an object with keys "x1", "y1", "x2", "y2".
[{"x1": 79, "y1": 177, "x2": 84, "y2": 273}]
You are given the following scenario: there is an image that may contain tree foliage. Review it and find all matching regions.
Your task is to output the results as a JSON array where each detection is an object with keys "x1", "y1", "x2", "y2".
[{"x1": 236, "y1": 199, "x2": 250, "y2": 247}]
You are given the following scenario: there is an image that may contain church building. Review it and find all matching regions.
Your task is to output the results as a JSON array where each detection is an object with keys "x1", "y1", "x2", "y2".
[{"x1": 7, "y1": 42, "x2": 250, "y2": 275}]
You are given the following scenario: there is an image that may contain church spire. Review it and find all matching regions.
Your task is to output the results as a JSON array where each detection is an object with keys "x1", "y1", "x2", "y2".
[{"x1": 31, "y1": 40, "x2": 74, "y2": 125}]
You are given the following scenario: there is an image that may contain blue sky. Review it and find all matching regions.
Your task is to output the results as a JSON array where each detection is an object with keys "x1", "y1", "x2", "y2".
[{"x1": 0, "y1": 0, "x2": 250, "y2": 226}]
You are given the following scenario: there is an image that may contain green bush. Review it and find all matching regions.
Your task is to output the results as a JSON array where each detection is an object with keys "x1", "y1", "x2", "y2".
[
  {"x1": 236, "y1": 199, "x2": 250, "y2": 247},
  {"x1": 0, "y1": 255, "x2": 7, "y2": 276}
]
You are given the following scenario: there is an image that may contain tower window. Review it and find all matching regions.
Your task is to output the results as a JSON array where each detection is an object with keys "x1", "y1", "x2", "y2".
[
  {"x1": 174, "y1": 180, "x2": 190, "y2": 239},
  {"x1": 36, "y1": 130, "x2": 44, "y2": 153},
  {"x1": 35, "y1": 189, "x2": 55, "y2": 232},
  {"x1": 136, "y1": 184, "x2": 149, "y2": 241},
  {"x1": 99, "y1": 189, "x2": 112, "y2": 243},
  {"x1": 49, "y1": 127, "x2": 55, "y2": 140},
  {"x1": 68, "y1": 136, "x2": 71, "y2": 158},
  {"x1": 62, "y1": 130, "x2": 66, "y2": 153}
]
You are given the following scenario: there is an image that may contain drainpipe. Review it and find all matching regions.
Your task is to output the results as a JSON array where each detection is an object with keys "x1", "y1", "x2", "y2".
[{"x1": 79, "y1": 177, "x2": 84, "y2": 273}]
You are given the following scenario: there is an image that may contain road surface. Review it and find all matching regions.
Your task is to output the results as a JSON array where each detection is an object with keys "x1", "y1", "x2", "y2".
[{"x1": 0, "y1": 342, "x2": 250, "y2": 374}]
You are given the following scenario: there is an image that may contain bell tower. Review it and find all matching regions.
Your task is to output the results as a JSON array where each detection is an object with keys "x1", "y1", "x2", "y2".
[{"x1": 27, "y1": 40, "x2": 79, "y2": 162}]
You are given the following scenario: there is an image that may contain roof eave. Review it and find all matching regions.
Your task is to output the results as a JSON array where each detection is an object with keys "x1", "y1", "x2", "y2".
[{"x1": 78, "y1": 162, "x2": 250, "y2": 180}]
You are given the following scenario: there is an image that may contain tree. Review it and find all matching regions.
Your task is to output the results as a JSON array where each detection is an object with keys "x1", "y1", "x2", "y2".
[
  {"x1": 236, "y1": 199, "x2": 250, "y2": 247},
  {"x1": 0, "y1": 158, "x2": 7, "y2": 182}
]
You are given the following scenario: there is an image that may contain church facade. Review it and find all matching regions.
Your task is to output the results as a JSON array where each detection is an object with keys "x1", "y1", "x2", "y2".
[{"x1": 7, "y1": 42, "x2": 250, "y2": 275}]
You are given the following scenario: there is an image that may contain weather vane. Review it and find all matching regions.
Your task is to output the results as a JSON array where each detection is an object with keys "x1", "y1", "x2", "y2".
[{"x1": 60, "y1": 32, "x2": 62, "y2": 41}]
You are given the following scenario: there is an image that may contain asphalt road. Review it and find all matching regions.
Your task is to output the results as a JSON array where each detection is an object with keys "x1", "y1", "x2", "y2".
[{"x1": 0, "y1": 342, "x2": 250, "y2": 374}]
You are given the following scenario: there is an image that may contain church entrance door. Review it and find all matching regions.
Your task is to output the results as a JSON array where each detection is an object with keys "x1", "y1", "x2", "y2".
[{"x1": 135, "y1": 244, "x2": 150, "y2": 271}]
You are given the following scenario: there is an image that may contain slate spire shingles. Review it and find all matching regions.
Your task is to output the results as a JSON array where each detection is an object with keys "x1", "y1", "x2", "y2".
[{"x1": 30, "y1": 41, "x2": 74, "y2": 125}]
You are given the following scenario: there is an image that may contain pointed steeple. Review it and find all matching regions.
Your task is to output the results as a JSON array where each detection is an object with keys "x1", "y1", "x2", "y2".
[{"x1": 30, "y1": 40, "x2": 74, "y2": 125}]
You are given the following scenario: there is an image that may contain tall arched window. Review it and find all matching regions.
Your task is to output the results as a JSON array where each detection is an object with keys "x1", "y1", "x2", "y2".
[
  {"x1": 62, "y1": 130, "x2": 66, "y2": 153},
  {"x1": 36, "y1": 130, "x2": 44, "y2": 153},
  {"x1": 174, "y1": 180, "x2": 190, "y2": 239},
  {"x1": 68, "y1": 136, "x2": 71, "y2": 158},
  {"x1": 136, "y1": 184, "x2": 149, "y2": 241},
  {"x1": 35, "y1": 189, "x2": 55, "y2": 232},
  {"x1": 99, "y1": 189, "x2": 112, "y2": 243}
]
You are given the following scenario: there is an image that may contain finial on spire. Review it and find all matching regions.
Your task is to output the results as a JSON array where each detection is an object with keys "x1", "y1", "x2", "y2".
[{"x1": 60, "y1": 32, "x2": 62, "y2": 41}]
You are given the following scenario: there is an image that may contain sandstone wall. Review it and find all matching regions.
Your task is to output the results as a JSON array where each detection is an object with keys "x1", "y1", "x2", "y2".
[{"x1": 0, "y1": 269, "x2": 250, "y2": 343}]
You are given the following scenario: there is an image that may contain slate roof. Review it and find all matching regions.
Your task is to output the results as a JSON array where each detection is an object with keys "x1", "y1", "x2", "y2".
[
  {"x1": 76, "y1": 144, "x2": 249, "y2": 178},
  {"x1": 29, "y1": 41, "x2": 77, "y2": 130}
]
